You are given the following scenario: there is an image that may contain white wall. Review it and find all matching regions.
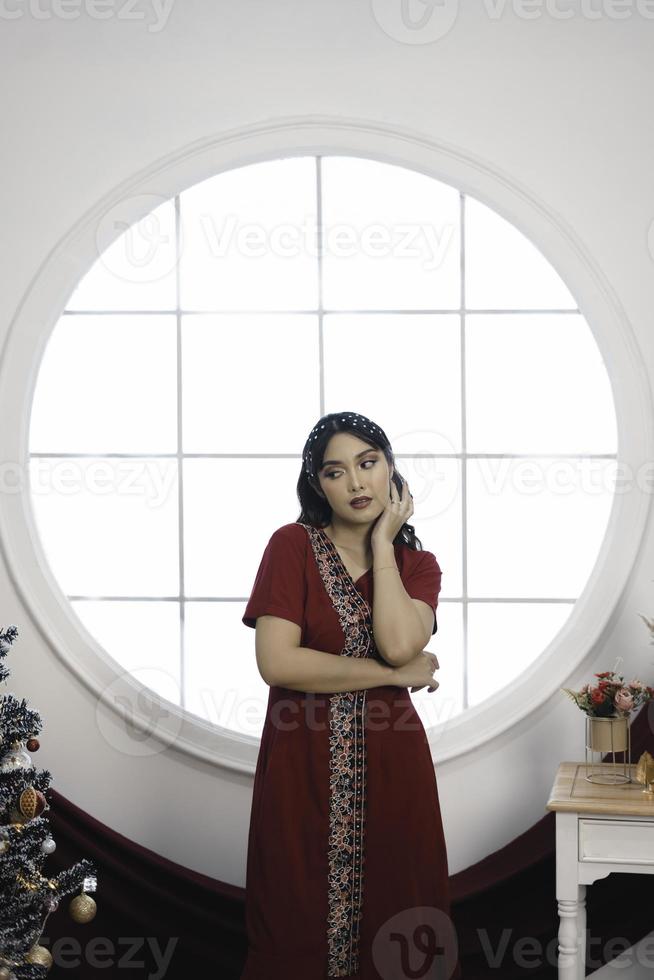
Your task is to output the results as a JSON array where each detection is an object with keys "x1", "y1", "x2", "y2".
[{"x1": 2, "y1": 1, "x2": 654, "y2": 885}]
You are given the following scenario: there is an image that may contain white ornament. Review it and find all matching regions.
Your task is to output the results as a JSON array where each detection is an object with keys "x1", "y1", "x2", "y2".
[{"x1": 0, "y1": 742, "x2": 32, "y2": 772}]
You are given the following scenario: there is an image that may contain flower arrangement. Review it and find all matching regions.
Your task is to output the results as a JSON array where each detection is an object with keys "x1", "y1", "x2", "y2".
[{"x1": 561, "y1": 668, "x2": 654, "y2": 718}]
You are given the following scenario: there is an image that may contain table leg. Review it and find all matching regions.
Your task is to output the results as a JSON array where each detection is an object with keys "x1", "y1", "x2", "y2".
[
  {"x1": 556, "y1": 812, "x2": 582, "y2": 979},
  {"x1": 577, "y1": 884, "x2": 586, "y2": 979},
  {"x1": 557, "y1": 898, "x2": 582, "y2": 979}
]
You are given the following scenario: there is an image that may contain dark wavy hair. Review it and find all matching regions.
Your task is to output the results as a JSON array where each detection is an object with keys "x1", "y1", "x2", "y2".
[{"x1": 296, "y1": 411, "x2": 424, "y2": 551}]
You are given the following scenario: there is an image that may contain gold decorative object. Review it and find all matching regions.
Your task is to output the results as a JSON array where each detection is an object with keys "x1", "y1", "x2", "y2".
[
  {"x1": 18, "y1": 785, "x2": 46, "y2": 820},
  {"x1": 585, "y1": 716, "x2": 631, "y2": 783},
  {"x1": 634, "y1": 750, "x2": 654, "y2": 786},
  {"x1": 25, "y1": 945, "x2": 53, "y2": 969},
  {"x1": 69, "y1": 893, "x2": 97, "y2": 923},
  {"x1": 16, "y1": 870, "x2": 58, "y2": 892}
]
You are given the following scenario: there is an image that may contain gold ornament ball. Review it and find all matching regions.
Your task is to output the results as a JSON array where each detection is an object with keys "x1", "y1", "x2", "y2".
[
  {"x1": 69, "y1": 893, "x2": 97, "y2": 923},
  {"x1": 19, "y1": 786, "x2": 46, "y2": 820},
  {"x1": 25, "y1": 945, "x2": 53, "y2": 969},
  {"x1": 0, "y1": 967, "x2": 11, "y2": 979}
]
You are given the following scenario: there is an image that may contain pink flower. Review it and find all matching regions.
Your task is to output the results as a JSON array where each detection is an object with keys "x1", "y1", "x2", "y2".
[{"x1": 615, "y1": 688, "x2": 634, "y2": 712}]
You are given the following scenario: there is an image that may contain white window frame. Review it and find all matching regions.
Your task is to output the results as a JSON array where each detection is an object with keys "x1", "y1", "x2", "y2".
[{"x1": 1, "y1": 118, "x2": 650, "y2": 771}]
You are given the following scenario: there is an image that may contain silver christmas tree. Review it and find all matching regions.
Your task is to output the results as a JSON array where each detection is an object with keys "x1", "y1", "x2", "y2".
[{"x1": 0, "y1": 625, "x2": 98, "y2": 978}]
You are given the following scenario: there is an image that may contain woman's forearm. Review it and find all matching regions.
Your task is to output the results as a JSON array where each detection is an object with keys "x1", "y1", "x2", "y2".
[
  {"x1": 371, "y1": 543, "x2": 428, "y2": 665},
  {"x1": 272, "y1": 644, "x2": 399, "y2": 694}
]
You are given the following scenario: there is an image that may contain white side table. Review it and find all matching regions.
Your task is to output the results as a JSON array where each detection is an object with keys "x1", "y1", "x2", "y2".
[{"x1": 546, "y1": 761, "x2": 654, "y2": 979}]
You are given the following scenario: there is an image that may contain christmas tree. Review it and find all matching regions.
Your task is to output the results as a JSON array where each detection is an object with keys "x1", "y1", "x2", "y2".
[{"x1": 0, "y1": 625, "x2": 98, "y2": 978}]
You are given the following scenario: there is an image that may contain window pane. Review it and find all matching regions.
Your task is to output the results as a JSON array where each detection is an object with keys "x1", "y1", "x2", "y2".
[
  {"x1": 467, "y1": 602, "x2": 574, "y2": 706},
  {"x1": 466, "y1": 314, "x2": 617, "y2": 454},
  {"x1": 323, "y1": 313, "x2": 461, "y2": 452},
  {"x1": 66, "y1": 199, "x2": 177, "y2": 311},
  {"x1": 400, "y1": 459, "x2": 462, "y2": 598},
  {"x1": 410, "y1": 601, "x2": 464, "y2": 725},
  {"x1": 466, "y1": 457, "x2": 614, "y2": 598},
  {"x1": 465, "y1": 196, "x2": 577, "y2": 309},
  {"x1": 183, "y1": 458, "x2": 301, "y2": 597},
  {"x1": 321, "y1": 157, "x2": 460, "y2": 310},
  {"x1": 179, "y1": 157, "x2": 319, "y2": 311},
  {"x1": 29, "y1": 457, "x2": 179, "y2": 596},
  {"x1": 185, "y1": 601, "x2": 269, "y2": 736},
  {"x1": 72, "y1": 599, "x2": 181, "y2": 705},
  {"x1": 30, "y1": 315, "x2": 178, "y2": 454},
  {"x1": 182, "y1": 314, "x2": 319, "y2": 453}
]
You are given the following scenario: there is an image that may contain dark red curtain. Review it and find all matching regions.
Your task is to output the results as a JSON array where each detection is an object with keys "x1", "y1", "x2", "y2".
[{"x1": 40, "y1": 702, "x2": 654, "y2": 979}]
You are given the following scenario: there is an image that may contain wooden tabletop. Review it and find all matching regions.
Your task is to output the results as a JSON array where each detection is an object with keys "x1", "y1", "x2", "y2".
[{"x1": 546, "y1": 761, "x2": 654, "y2": 816}]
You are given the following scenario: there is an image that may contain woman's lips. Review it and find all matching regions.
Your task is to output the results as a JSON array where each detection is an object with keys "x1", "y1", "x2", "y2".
[{"x1": 350, "y1": 498, "x2": 371, "y2": 508}]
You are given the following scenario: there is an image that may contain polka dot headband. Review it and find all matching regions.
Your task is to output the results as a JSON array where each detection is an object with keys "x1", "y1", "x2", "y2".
[{"x1": 302, "y1": 412, "x2": 388, "y2": 478}]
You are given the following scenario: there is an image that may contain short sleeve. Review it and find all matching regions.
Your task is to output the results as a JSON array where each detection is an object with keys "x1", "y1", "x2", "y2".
[
  {"x1": 242, "y1": 524, "x2": 307, "y2": 630},
  {"x1": 402, "y1": 549, "x2": 442, "y2": 635}
]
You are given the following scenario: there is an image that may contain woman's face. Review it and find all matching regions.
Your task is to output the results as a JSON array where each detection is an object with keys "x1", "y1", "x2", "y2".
[{"x1": 315, "y1": 431, "x2": 394, "y2": 522}]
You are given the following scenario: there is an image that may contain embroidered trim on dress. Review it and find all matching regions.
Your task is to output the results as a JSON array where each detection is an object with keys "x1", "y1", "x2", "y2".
[{"x1": 300, "y1": 523, "x2": 378, "y2": 978}]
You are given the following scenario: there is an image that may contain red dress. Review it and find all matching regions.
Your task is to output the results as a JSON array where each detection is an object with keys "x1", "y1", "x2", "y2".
[{"x1": 240, "y1": 522, "x2": 462, "y2": 980}]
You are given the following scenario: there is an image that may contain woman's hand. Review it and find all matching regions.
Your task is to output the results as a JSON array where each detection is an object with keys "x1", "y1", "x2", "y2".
[
  {"x1": 370, "y1": 473, "x2": 414, "y2": 550},
  {"x1": 392, "y1": 649, "x2": 440, "y2": 693}
]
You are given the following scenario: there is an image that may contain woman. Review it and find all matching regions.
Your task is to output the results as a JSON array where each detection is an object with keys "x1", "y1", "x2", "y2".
[{"x1": 240, "y1": 411, "x2": 462, "y2": 980}]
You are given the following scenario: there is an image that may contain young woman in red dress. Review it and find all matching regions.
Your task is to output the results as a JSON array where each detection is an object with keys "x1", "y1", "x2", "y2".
[{"x1": 240, "y1": 411, "x2": 462, "y2": 980}]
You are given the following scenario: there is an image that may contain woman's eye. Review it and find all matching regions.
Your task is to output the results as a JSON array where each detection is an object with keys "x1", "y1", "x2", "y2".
[{"x1": 325, "y1": 458, "x2": 377, "y2": 479}]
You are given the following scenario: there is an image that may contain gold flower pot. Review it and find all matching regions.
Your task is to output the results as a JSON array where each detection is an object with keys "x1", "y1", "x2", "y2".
[
  {"x1": 586, "y1": 716, "x2": 629, "y2": 752},
  {"x1": 585, "y1": 715, "x2": 631, "y2": 784}
]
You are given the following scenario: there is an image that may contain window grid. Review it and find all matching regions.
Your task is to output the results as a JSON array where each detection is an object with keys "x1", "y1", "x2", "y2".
[
  {"x1": 31, "y1": 156, "x2": 617, "y2": 716},
  {"x1": 175, "y1": 192, "x2": 186, "y2": 711},
  {"x1": 61, "y1": 308, "x2": 582, "y2": 316},
  {"x1": 460, "y1": 192, "x2": 469, "y2": 709}
]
